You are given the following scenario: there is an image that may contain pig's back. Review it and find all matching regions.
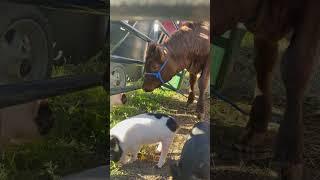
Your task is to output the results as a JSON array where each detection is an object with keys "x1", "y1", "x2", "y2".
[{"x1": 110, "y1": 113, "x2": 178, "y2": 145}]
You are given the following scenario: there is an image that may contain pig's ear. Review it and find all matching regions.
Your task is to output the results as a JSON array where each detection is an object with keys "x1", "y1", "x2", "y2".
[{"x1": 110, "y1": 136, "x2": 118, "y2": 149}]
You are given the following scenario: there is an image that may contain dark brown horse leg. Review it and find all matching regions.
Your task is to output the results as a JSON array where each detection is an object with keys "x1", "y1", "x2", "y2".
[
  {"x1": 236, "y1": 36, "x2": 278, "y2": 151},
  {"x1": 197, "y1": 58, "x2": 210, "y2": 119},
  {"x1": 274, "y1": 5, "x2": 319, "y2": 179},
  {"x1": 187, "y1": 73, "x2": 197, "y2": 106}
]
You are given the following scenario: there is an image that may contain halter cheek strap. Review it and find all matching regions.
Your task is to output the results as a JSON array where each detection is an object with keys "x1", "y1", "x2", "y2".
[{"x1": 144, "y1": 59, "x2": 169, "y2": 84}]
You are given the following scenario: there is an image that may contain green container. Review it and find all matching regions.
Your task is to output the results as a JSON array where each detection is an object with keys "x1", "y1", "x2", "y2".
[
  {"x1": 211, "y1": 29, "x2": 246, "y2": 89},
  {"x1": 162, "y1": 70, "x2": 186, "y2": 91},
  {"x1": 211, "y1": 45, "x2": 225, "y2": 86},
  {"x1": 211, "y1": 31, "x2": 231, "y2": 87}
]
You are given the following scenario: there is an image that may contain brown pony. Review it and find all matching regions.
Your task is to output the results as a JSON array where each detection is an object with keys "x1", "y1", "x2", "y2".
[
  {"x1": 212, "y1": 0, "x2": 320, "y2": 179},
  {"x1": 142, "y1": 22, "x2": 210, "y2": 119}
]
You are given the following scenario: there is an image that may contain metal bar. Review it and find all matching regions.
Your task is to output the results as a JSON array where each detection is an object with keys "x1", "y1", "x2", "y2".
[
  {"x1": 9, "y1": 0, "x2": 107, "y2": 15},
  {"x1": 10, "y1": 0, "x2": 106, "y2": 9},
  {"x1": 157, "y1": 33, "x2": 166, "y2": 44},
  {"x1": 110, "y1": 21, "x2": 138, "y2": 54},
  {"x1": 110, "y1": 86, "x2": 141, "y2": 95},
  {"x1": 38, "y1": 5, "x2": 106, "y2": 16},
  {"x1": 0, "y1": 74, "x2": 103, "y2": 108},
  {"x1": 157, "y1": 21, "x2": 171, "y2": 37},
  {"x1": 118, "y1": 21, "x2": 154, "y2": 43},
  {"x1": 111, "y1": 55, "x2": 145, "y2": 65},
  {"x1": 172, "y1": 20, "x2": 179, "y2": 30},
  {"x1": 110, "y1": 0, "x2": 209, "y2": 20}
]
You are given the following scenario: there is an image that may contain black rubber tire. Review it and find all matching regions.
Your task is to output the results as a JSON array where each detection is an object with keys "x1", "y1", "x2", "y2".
[
  {"x1": 0, "y1": 2, "x2": 53, "y2": 80},
  {"x1": 0, "y1": 2, "x2": 54, "y2": 135}
]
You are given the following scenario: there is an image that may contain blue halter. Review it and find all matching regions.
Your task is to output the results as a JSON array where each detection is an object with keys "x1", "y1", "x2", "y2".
[{"x1": 144, "y1": 58, "x2": 169, "y2": 84}]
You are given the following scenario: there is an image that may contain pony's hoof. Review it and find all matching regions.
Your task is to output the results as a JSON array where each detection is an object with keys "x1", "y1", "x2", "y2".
[
  {"x1": 233, "y1": 130, "x2": 270, "y2": 153},
  {"x1": 187, "y1": 92, "x2": 195, "y2": 104}
]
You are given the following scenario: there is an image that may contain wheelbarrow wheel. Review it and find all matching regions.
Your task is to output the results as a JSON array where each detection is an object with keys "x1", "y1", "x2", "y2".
[
  {"x1": 110, "y1": 63, "x2": 127, "y2": 89},
  {"x1": 0, "y1": 2, "x2": 54, "y2": 145}
]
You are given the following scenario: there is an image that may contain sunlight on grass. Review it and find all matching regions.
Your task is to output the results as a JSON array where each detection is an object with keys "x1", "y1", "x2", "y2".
[
  {"x1": 1, "y1": 87, "x2": 107, "y2": 179},
  {"x1": 111, "y1": 89, "x2": 186, "y2": 128},
  {"x1": 110, "y1": 161, "x2": 127, "y2": 177},
  {"x1": 1, "y1": 51, "x2": 107, "y2": 179}
]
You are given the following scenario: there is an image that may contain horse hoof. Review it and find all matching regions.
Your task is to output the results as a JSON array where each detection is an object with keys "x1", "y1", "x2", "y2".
[
  {"x1": 187, "y1": 92, "x2": 195, "y2": 104},
  {"x1": 233, "y1": 130, "x2": 270, "y2": 152},
  {"x1": 187, "y1": 99, "x2": 194, "y2": 105}
]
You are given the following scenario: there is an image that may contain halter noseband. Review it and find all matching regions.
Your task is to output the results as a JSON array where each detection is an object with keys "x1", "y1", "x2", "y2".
[{"x1": 144, "y1": 46, "x2": 170, "y2": 84}]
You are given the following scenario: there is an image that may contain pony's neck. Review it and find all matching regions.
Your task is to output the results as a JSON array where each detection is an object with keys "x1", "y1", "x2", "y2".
[
  {"x1": 163, "y1": 42, "x2": 189, "y2": 74},
  {"x1": 212, "y1": 0, "x2": 261, "y2": 35}
]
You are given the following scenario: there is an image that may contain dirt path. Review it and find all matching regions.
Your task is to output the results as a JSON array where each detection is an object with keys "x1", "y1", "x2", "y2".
[
  {"x1": 212, "y1": 96, "x2": 320, "y2": 180},
  {"x1": 111, "y1": 91, "x2": 210, "y2": 180}
]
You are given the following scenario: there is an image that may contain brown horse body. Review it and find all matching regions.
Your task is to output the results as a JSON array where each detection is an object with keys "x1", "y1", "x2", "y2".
[
  {"x1": 212, "y1": 0, "x2": 320, "y2": 179},
  {"x1": 142, "y1": 22, "x2": 210, "y2": 119}
]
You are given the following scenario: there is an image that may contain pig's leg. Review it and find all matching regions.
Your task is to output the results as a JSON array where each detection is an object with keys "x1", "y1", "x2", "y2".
[
  {"x1": 156, "y1": 138, "x2": 173, "y2": 168},
  {"x1": 156, "y1": 142, "x2": 162, "y2": 153},
  {"x1": 130, "y1": 146, "x2": 140, "y2": 162},
  {"x1": 119, "y1": 152, "x2": 130, "y2": 164}
]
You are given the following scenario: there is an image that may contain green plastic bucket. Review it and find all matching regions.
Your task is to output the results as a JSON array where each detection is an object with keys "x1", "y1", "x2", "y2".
[
  {"x1": 211, "y1": 31, "x2": 231, "y2": 87},
  {"x1": 211, "y1": 45, "x2": 225, "y2": 86},
  {"x1": 211, "y1": 29, "x2": 246, "y2": 89},
  {"x1": 162, "y1": 70, "x2": 186, "y2": 91}
]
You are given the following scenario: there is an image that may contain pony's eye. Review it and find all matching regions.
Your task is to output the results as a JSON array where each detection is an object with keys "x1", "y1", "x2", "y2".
[{"x1": 152, "y1": 64, "x2": 158, "y2": 70}]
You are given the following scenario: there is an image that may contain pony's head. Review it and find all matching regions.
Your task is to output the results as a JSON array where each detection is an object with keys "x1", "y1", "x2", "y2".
[{"x1": 142, "y1": 43, "x2": 175, "y2": 92}]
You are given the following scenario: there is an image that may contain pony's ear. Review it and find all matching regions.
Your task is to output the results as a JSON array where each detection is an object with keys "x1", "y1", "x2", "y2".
[
  {"x1": 146, "y1": 43, "x2": 161, "y2": 59},
  {"x1": 148, "y1": 43, "x2": 157, "y2": 53}
]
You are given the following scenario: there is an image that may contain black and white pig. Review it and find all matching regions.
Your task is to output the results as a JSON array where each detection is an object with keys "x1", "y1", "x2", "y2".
[
  {"x1": 110, "y1": 113, "x2": 179, "y2": 168},
  {"x1": 170, "y1": 121, "x2": 210, "y2": 180}
]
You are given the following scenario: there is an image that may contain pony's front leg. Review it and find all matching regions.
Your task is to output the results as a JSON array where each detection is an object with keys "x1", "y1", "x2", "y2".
[
  {"x1": 197, "y1": 59, "x2": 210, "y2": 120},
  {"x1": 234, "y1": 36, "x2": 278, "y2": 152},
  {"x1": 187, "y1": 73, "x2": 197, "y2": 106},
  {"x1": 275, "y1": 6, "x2": 319, "y2": 179}
]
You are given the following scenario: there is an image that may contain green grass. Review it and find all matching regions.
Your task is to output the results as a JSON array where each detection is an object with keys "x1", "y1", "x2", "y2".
[
  {"x1": 110, "y1": 89, "x2": 181, "y2": 128},
  {"x1": 0, "y1": 53, "x2": 107, "y2": 179}
]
